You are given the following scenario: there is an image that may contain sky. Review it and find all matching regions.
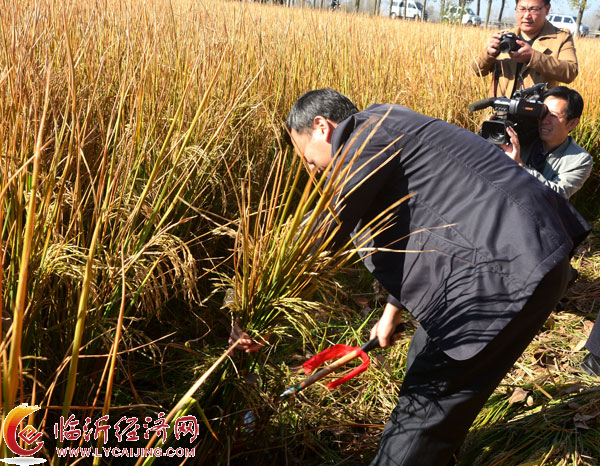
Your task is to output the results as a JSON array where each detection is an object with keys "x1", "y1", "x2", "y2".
[
  {"x1": 508, "y1": 0, "x2": 599, "y2": 24},
  {"x1": 380, "y1": 0, "x2": 600, "y2": 26}
]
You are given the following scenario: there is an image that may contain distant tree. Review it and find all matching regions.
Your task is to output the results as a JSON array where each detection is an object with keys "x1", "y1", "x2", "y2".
[
  {"x1": 421, "y1": 0, "x2": 428, "y2": 20},
  {"x1": 458, "y1": 0, "x2": 469, "y2": 21},
  {"x1": 497, "y1": 0, "x2": 505, "y2": 22},
  {"x1": 485, "y1": 0, "x2": 492, "y2": 27},
  {"x1": 373, "y1": 0, "x2": 382, "y2": 15},
  {"x1": 440, "y1": 0, "x2": 447, "y2": 19},
  {"x1": 476, "y1": 0, "x2": 480, "y2": 15},
  {"x1": 355, "y1": 0, "x2": 361, "y2": 11},
  {"x1": 569, "y1": 0, "x2": 587, "y2": 36}
]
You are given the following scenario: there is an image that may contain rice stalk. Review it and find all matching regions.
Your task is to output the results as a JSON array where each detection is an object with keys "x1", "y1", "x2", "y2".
[
  {"x1": 89, "y1": 247, "x2": 127, "y2": 466},
  {"x1": 4, "y1": 66, "x2": 51, "y2": 415},
  {"x1": 135, "y1": 340, "x2": 242, "y2": 466}
]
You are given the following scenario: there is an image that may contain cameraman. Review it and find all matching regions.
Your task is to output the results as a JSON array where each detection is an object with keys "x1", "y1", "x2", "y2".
[
  {"x1": 473, "y1": 0, "x2": 578, "y2": 98},
  {"x1": 501, "y1": 86, "x2": 592, "y2": 200},
  {"x1": 502, "y1": 86, "x2": 598, "y2": 377}
]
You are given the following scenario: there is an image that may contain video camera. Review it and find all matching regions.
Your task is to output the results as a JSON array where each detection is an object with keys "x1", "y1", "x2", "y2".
[{"x1": 468, "y1": 83, "x2": 548, "y2": 146}]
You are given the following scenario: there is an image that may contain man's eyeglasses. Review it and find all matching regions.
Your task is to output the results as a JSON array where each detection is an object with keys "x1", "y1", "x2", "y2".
[{"x1": 516, "y1": 6, "x2": 545, "y2": 14}]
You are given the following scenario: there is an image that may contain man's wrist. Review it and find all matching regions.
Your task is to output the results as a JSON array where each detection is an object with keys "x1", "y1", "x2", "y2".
[{"x1": 383, "y1": 301, "x2": 401, "y2": 315}]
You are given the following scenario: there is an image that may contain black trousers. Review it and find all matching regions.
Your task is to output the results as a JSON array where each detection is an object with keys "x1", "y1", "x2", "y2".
[
  {"x1": 585, "y1": 315, "x2": 600, "y2": 357},
  {"x1": 369, "y1": 256, "x2": 571, "y2": 466}
]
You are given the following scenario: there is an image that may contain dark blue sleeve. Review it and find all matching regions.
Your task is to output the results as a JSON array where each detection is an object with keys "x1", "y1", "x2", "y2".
[{"x1": 325, "y1": 118, "x2": 401, "y2": 249}]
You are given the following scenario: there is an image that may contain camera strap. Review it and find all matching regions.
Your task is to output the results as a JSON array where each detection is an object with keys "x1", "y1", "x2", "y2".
[
  {"x1": 515, "y1": 35, "x2": 536, "y2": 95},
  {"x1": 515, "y1": 64, "x2": 526, "y2": 93},
  {"x1": 493, "y1": 63, "x2": 501, "y2": 97},
  {"x1": 493, "y1": 62, "x2": 525, "y2": 98}
]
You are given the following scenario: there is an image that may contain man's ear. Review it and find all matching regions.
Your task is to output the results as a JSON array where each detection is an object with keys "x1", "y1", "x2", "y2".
[
  {"x1": 313, "y1": 116, "x2": 336, "y2": 143},
  {"x1": 566, "y1": 117, "x2": 580, "y2": 133}
]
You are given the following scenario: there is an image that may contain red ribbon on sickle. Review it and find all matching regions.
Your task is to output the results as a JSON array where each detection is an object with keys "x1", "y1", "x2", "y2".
[{"x1": 302, "y1": 344, "x2": 370, "y2": 389}]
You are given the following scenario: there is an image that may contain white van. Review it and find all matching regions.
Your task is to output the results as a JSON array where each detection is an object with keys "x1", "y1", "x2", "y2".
[
  {"x1": 441, "y1": 6, "x2": 482, "y2": 26},
  {"x1": 547, "y1": 14, "x2": 589, "y2": 36},
  {"x1": 390, "y1": 1, "x2": 428, "y2": 21}
]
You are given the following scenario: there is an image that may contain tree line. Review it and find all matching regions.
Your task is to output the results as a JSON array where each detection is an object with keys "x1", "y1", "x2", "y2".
[{"x1": 243, "y1": 0, "x2": 591, "y2": 34}]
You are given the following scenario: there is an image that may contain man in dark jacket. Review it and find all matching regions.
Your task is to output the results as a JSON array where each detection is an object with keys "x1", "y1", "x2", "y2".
[{"x1": 234, "y1": 89, "x2": 590, "y2": 465}]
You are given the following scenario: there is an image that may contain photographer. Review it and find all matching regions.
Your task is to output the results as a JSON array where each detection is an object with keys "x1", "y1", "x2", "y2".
[{"x1": 472, "y1": 0, "x2": 578, "y2": 98}]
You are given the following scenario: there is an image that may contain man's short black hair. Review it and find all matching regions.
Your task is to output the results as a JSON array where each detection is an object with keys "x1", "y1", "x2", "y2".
[
  {"x1": 542, "y1": 86, "x2": 584, "y2": 120},
  {"x1": 515, "y1": 0, "x2": 550, "y2": 6},
  {"x1": 286, "y1": 89, "x2": 359, "y2": 134}
]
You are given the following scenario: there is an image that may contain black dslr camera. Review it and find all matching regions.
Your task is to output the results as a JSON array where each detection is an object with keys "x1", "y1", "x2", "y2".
[
  {"x1": 498, "y1": 32, "x2": 520, "y2": 53},
  {"x1": 468, "y1": 83, "x2": 548, "y2": 146}
]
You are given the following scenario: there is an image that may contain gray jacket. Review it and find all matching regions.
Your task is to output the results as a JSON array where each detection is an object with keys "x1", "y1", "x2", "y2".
[{"x1": 521, "y1": 136, "x2": 593, "y2": 199}]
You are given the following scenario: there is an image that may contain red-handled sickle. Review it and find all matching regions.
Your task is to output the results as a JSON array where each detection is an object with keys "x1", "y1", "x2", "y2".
[{"x1": 279, "y1": 324, "x2": 403, "y2": 399}]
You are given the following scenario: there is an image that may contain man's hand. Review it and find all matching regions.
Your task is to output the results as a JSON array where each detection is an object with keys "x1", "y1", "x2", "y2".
[
  {"x1": 509, "y1": 40, "x2": 534, "y2": 64},
  {"x1": 486, "y1": 33, "x2": 502, "y2": 57},
  {"x1": 229, "y1": 318, "x2": 269, "y2": 353},
  {"x1": 369, "y1": 302, "x2": 403, "y2": 348},
  {"x1": 500, "y1": 126, "x2": 523, "y2": 167}
]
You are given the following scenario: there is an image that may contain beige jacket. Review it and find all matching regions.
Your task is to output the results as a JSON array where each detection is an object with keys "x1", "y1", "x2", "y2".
[{"x1": 473, "y1": 21, "x2": 578, "y2": 97}]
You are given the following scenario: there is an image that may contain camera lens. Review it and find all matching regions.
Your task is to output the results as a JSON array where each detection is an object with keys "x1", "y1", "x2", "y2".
[
  {"x1": 498, "y1": 33, "x2": 518, "y2": 54},
  {"x1": 481, "y1": 120, "x2": 509, "y2": 145}
]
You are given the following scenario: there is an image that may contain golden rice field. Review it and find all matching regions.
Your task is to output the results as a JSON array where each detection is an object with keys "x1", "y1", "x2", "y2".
[{"x1": 1, "y1": 0, "x2": 599, "y2": 464}]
